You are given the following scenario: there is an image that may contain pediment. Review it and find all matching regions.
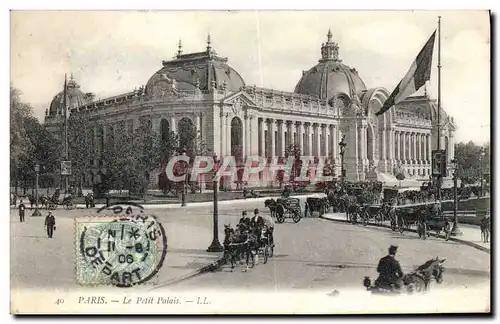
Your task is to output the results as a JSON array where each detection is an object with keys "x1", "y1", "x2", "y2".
[{"x1": 221, "y1": 91, "x2": 258, "y2": 108}]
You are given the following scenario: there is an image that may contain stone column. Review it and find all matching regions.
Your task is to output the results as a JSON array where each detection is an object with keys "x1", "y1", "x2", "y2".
[
  {"x1": 269, "y1": 119, "x2": 276, "y2": 159},
  {"x1": 417, "y1": 133, "x2": 421, "y2": 163},
  {"x1": 449, "y1": 130, "x2": 455, "y2": 160},
  {"x1": 380, "y1": 127, "x2": 387, "y2": 172},
  {"x1": 242, "y1": 116, "x2": 247, "y2": 158},
  {"x1": 304, "y1": 122, "x2": 311, "y2": 155},
  {"x1": 170, "y1": 116, "x2": 177, "y2": 134},
  {"x1": 427, "y1": 134, "x2": 432, "y2": 164},
  {"x1": 196, "y1": 114, "x2": 201, "y2": 137},
  {"x1": 412, "y1": 133, "x2": 417, "y2": 164},
  {"x1": 323, "y1": 124, "x2": 329, "y2": 158},
  {"x1": 401, "y1": 132, "x2": 406, "y2": 163},
  {"x1": 249, "y1": 115, "x2": 257, "y2": 155},
  {"x1": 390, "y1": 127, "x2": 396, "y2": 169},
  {"x1": 358, "y1": 122, "x2": 367, "y2": 167},
  {"x1": 280, "y1": 120, "x2": 286, "y2": 157},
  {"x1": 344, "y1": 121, "x2": 360, "y2": 181},
  {"x1": 259, "y1": 118, "x2": 266, "y2": 157},
  {"x1": 224, "y1": 113, "x2": 230, "y2": 156},
  {"x1": 297, "y1": 122, "x2": 304, "y2": 154},
  {"x1": 421, "y1": 134, "x2": 426, "y2": 164},
  {"x1": 314, "y1": 123, "x2": 321, "y2": 157},
  {"x1": 286, "y1": 121, "x2": 293, "y2": 152}
]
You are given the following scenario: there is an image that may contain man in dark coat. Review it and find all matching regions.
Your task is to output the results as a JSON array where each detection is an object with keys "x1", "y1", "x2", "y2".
[
  {"x1": 375, "y1": 245, "x2": 404, "y2": 289},
  {"x1": 44, "y1": 211, "x2": 56, "y2": 239},
  {"x1": 251, "y1": 208, "x2": 265, "y2": 244},
  {"x1": 18, "y1": 200, "x2": 26, "y2": 222},
  {"x1": 239, "y1": 211, "x2": 251, "y2": 227}
]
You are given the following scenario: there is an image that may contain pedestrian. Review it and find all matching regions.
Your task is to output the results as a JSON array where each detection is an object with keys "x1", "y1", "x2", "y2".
[
  {"x1": 18, "y1": 200, "x2": 26, "y2": 222},
  {"x1": 44, "y1": 211, "x2": 56, "y2": 239}
]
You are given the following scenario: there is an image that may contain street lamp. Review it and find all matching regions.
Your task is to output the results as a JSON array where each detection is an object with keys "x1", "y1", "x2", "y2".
[
  {"x1": 339, "y1": 135, "x2": 347, "y2": 183},
  {"x1": 181, "y1": 150, "x2": 187, "y2": 207},
  {"x1": 479, "y1": 147, "x2": 485, "y2": 197},
  {"x1": 207, "y1": 158, "x2": 223, "y2": 252},
  {"x1": 32, "y1": 164, "x2": 42, "y2": 217},
  {"x1": 450, "y1": 158, "x2": 462, "y2": 236}
]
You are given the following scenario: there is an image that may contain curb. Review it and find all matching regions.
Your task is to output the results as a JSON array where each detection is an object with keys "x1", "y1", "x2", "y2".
[
  {"x1": 149, "y1": 256, "x2": 226, "y2": 290},
  {"x1": 319, "y1": 215, "x2": 491, "y2": 254}
]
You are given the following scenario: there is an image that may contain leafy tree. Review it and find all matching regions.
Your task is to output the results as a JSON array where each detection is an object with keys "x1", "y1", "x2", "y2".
[
  {"x1": 454, "y1": 141, "x2": 490, "y2": 184},
  {"x1": 10, "y1": 86, "x2": 34, "y2": 190},
  {"x1": 24, "y1": 116, "x2": 62, "y2": 188}
]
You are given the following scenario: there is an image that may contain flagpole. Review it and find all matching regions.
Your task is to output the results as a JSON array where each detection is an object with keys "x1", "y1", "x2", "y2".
[
  {"x1": 437, "y1": 16, "x2": 441, "y2": 151},
  {"x1": 63, "y1": 73, "x2": 69, "y2": 194},
  {"x1": 436, "y1": 16, "x2": 442, "y2": 201}
]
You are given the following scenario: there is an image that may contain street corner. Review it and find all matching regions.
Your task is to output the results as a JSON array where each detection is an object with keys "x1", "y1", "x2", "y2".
[{"x1": 76, "y1": 212, "x2": 168, "y2": 288}]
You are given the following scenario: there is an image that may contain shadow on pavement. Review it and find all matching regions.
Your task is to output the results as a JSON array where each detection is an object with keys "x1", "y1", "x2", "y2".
[
  {"x1": 170, "y1": 262, "x2": 215, "y2": 270},
  {"x1": 19, "y1": 235, "x2": 48, "y2": 239},
  {"x1": 167, "y1": 248, "x2": 219, "y2": 256},
  {"x1": 444, "y1": 267, "x2": 490, "y2": 278}
]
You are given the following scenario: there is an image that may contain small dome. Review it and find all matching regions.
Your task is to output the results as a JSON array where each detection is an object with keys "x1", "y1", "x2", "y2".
[
  {"x1": 429, "y1": 101, "x2": 448, "y2": 121},
  {"x1": 294, "y1": 30, "x2": 366, "y2": 101},
  {"x1": 145, "y1": 37, "x2": 245, "y2": 93},
  {"x1": 48, "y1": 75, "x2": 93, "y2": 116}
]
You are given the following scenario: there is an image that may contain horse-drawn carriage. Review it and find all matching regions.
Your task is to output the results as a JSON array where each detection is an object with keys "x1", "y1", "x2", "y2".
[
  {"x1": 265, "y1": 197, "x2": 302, "y2": 223},
  {"x1": 275, "y1": 197, "x2": 302, "y2": 223},
  {"x1": 304, "y1": 193, "x2": 329, "y2": 217},
  {"x1": 223, "y1": 223, "x2": 273, "y2": 272},
  {"x1": 363, "y1": 257, "x2": 446, "y2": 294},
  {"x1": 40, "y1": 189, "x2": 76, "y2": 210}
]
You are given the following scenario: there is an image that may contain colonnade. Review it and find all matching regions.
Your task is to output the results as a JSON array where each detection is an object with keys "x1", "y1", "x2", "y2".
[{"x1": 393, "y1": 130, "x2": 432, "y2": 165}]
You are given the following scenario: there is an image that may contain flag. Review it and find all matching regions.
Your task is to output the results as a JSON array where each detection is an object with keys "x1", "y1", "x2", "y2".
[{"x1": 376, "y1": 30, "x2": 436, "y2": 116}]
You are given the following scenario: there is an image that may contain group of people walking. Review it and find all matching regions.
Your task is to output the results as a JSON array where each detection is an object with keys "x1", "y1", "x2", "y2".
[{"x1": 17, "y1": 200, "x2": 57, "y2": 239}]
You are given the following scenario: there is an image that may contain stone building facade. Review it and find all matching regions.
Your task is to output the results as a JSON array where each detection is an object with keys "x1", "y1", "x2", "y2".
[{"x1": 44, "y1": 31, "x2": 456, "y2": 188}]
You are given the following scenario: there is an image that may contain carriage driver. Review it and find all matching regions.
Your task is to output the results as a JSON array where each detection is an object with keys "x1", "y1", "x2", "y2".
[
  {"x1": 375, "y1": 245, "x2": 404, "y2": 290},
  {"x1": 251, "y1": 208, "x2": 265, "y2": 243},
  {"x1": 239, "y1": 211, "x2": 251, "y2": 229},
  {"x1": 261, "y1": 210, "x2": 275, "y2": 248}
]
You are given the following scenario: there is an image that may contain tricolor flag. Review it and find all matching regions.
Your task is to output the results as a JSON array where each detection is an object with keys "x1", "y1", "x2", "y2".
[{"x1": 376, "y1": 30, "x2": 436, "y2": 116}]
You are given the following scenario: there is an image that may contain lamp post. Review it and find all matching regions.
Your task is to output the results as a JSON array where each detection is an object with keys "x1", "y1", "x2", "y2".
[
  {"x1": 339, "y1": 135, "x2": 347, "y2": 183},
  {"x1": 479, "y1": 147, "x2": 485, "y2": 197},
  {"x1": 181, "y1": 150, "x2": 187, "y2": 207},
  {"x1": 32, "y1": 164, "x2": 41, "y2": 217},
  {"x1": 450, "y1": 158, "x2": 462, "y2": 236},
  {"x1": 207, "y1": 167, "x2": 223, "y2": 252}
]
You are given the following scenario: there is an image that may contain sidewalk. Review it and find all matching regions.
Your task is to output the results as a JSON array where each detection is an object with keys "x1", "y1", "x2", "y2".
[
  {"x1": 17, "y1": 192, "x2": 324, "y2": 211},
  {"x1": 320, "y1": 212, "x2": 491, "y2": 253},
  {"x1": 9, "y1": 208, "x2": 224, "y2": 292}
]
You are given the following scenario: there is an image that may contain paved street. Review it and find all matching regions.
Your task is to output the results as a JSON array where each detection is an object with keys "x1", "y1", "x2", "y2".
[
  {"x1": 11, "y1": 199, "x2": 490, "y2": 296},
  {"x1": 162, "y1": 217, "x2": 490, "y2": 292}
]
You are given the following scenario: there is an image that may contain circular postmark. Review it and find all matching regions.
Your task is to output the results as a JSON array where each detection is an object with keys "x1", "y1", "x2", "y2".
[{"x1": 78, "y1": 203, "x2": 167, "y2": 287}]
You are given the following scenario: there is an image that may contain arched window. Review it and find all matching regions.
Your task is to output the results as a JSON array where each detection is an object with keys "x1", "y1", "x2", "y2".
[
  {"x1": 178, "y1": 117, "x2": 195, "y2": 153},
  {"x1": 160, "y1": 118, "x2": 170, "y2": 142},
  {"x1": 231, "y1": 117, "x2": 243, "y2": 160}
]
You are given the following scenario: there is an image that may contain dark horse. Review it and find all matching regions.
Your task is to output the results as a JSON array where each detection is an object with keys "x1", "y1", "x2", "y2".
[
  {"x1": 223, "y1": 224, "x2": 258, "y2": 272},
  {"x1": 264, "y1": 199, "x2": 278, "y2": 218},
  {"x1": 342, "y1": 195, "x2": 359, "y2": 223}
]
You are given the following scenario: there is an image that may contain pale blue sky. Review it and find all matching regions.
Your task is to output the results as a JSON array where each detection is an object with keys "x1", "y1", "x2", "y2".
[{"x1": 10, "y1": 10, "x2": 490, "y2": 144}]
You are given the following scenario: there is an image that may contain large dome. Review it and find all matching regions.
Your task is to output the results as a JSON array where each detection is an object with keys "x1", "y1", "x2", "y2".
[
  {"x1": 294, "y1": 30, "x2": 366, "y2": 101},
  {"x1": 48, "y1": 75, "x2": 93, "y2": 116},
  {"x1": 145, "y1": 38, "x2": 245, "y2": 93}
]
